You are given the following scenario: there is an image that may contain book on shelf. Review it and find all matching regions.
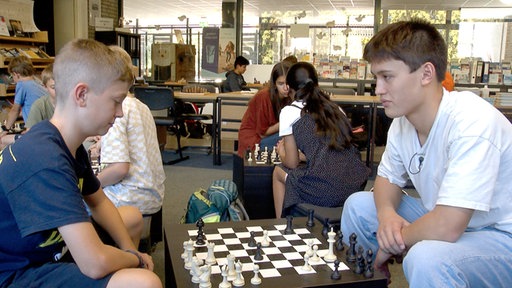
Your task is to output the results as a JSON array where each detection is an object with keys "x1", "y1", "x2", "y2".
[
  {"x1": 482, "y1": 61, "x2": 490, "y2": 83},
  {"x1": 0, "y1": 16, "x2": 9, "y2": 36},
  {"x1": 488, "y1": 62, "x2": 502, "y2": 85},
  {"x1": 357, "y1": 61, "x2": 367, "y2": 80},
  {"x1": 349, "y1": 59, "x2": 358, "y2": 79},
  {"x1": 475, "y1": 60, "x2": 484, "y2": 83},
  {"x1": 8, "y1": 19, "x2": 25, "y2": 37}
]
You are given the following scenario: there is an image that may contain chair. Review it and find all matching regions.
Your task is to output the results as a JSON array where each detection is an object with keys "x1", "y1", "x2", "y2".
[
  {"x1": 182, "y1": 84, "x2": 217, "y2": 93},
  {"x1": 134, "y1": 86, "x2": 207, "y2": 165}
]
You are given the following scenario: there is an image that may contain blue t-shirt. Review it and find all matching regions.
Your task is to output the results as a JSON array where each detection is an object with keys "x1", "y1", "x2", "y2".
[
  {"x1": 0, "y1": 120, "x2": 100, "y2": 286},
  {"x1": 14, "y1": 79, "x2": 47, "y2": 122}
]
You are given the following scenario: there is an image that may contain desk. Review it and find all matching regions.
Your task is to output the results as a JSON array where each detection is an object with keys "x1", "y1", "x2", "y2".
[{"x1": 164, "y1": 217, "x2": 387, "y2": 288}]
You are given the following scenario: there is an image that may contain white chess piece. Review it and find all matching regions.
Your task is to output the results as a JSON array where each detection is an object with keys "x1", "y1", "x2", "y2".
[
  {"x1": 260, "y1": 230, "x2": 270, "y2": 247},
  {"x1": 247, "y1": 152, "x2": 252, "y2": 162},
  {"x1": 232, "y1": 260, "x2": 245, "y2": 287},
  {"x1": 302, "y1": 254, "x2": 312, "y2": 271},
  {"x1": 181, "y1": 240, "x2": 188, "y2": 259},
  {"x1": 205, "y1": 242, "x2": 216, "y2": 265},
  {"x1": 310, "y1": 244, "x2": 321, "y2": 262},
  {"x1": 227, "y1": 254, "x2": 236, "y2": 281},
  {"x1": 323, "y1": 228, "x2": 337, "y2": 262},
  {"x1": 199, "y1": 264, "x2": 212, "y2": 288},
  {"x1": 219, "y1": 265, "x2": 232, "y2": 288},
  {"x1": 306, "y1": 239, "x2": 314, "y2": 257},
  {"x1": 191, "y1": 256, "x2": 203, "y2": 283},
  {"x1": 251, "y1": 264, "x2": 262, "y2": 285},
  {"x1": 185, "y1": 239, "x2": 195, "y2": 269}
]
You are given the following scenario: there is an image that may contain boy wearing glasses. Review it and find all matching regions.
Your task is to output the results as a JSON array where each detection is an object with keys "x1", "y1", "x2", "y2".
[{"x1": 341, "y1": 19, "x2": 512, "y2": 286}]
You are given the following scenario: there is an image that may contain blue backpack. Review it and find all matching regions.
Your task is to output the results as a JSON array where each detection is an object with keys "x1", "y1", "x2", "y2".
[{"x1": 182, "y1": 179, "x2": 248, "y2": 223}]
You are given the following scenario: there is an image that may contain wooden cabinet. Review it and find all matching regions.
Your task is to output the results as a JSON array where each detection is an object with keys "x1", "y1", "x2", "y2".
[{"x1": 95, "y1": 31, "x2": 141, "y2": 75}]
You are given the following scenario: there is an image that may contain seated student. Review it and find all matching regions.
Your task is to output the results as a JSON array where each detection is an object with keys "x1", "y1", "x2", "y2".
[
  {"x1": 341, "y1": 20, "x2": 512, "y2": 286},
  {"x1": 96, "y1": 45, "x2": 166, "y2": 217},
  {"x1": 3, "y1": 55, "x2": 47, "y2": 131},
  {"x1": 222, "y1": 56, "x2": 250, "y2": 92},
  {"x1": 238, "y1": 61, "x2": 293, "y2": 157},
  {"x1": 0, "y1": 39, "x2": 161, "y2": 287},
  {"x1": 442, "y1": 70, "x2": 455, "y2": 91},
  {"x1": 272, "y1": 62, "x2": 369, "y2": 218},
  {"x1": 0, "y1": 63, "x2": 55, "y2": 149}
]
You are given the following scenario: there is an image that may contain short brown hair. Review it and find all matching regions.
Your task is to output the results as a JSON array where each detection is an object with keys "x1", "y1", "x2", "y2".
[
  {"x1": 363, "y1": 19, "x2": 447, "y2": 82},
  {"x1": 8, "y1": 55, "x2": 35, "y2": 77},
  {"x1": 41, "y1": 63, "x2": 53, "y2": 86}
]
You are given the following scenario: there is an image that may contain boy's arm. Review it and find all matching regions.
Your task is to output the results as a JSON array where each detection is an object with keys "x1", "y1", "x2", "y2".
[
  {"x1": 58, "y1": 221, "x2": 143, "y2": 279},
  {"x1": 84, "y1": 188, "x2": 137, "y2": 251},
  {"x1": 97, "y1": 162, "x2": 130, "y2": 187},
  {"x1": 5, "y1": 103, "x2": 22, "y2": 129}
]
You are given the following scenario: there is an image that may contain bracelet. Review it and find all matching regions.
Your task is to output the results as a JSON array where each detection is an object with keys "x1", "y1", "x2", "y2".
[{"x1": 124, "y1": 249, "x2": 145, "y2": 268}]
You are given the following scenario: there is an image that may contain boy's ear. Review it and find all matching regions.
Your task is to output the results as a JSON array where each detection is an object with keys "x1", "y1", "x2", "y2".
[
  {"x1": 74, "y1": 83, "x2": 88, "y2": 107},
  {"x1": 421, "y1": 62, "x2": 436, "y2": 85}
]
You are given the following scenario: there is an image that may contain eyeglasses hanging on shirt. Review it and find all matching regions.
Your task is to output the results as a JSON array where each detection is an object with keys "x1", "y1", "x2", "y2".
[{"x1": 408, "y1": 152, "x2": 425, "y2": 175}]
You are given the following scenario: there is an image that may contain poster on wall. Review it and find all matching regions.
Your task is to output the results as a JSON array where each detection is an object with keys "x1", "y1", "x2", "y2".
[
  {"x1": 89, "y1": 0, "x2": 101, "y2": 27},
  {"x1": 218, "y1": 28, "x2": 236, "y2": 73},
  {"x1": 202, "y1": 27, "x2": 219, "y2": 73}
]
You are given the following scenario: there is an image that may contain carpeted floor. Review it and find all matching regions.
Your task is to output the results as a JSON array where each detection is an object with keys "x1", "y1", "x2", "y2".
[{"x1": 151, "y1": 139, "x2": 410, "y2": 287}]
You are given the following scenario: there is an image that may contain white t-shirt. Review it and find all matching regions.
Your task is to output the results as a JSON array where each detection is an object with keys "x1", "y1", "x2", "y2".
[
  {"x1": 101, "y1": 96, "x2": 166, "y2": 215},
  {"x1": 378, "y1": 90, "x2": 512, "y2": 233},
  {"x1": 279, "y1": 100, "x2": 305, "y2": 136}
]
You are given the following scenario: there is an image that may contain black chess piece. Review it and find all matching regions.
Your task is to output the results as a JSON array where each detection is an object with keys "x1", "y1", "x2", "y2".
[
  {"x1": 248, "y1": 231, "x2": 257, "y2": 247},
  {"x1": 306, "y1": 209, "x2": 315, "y2": 227},
  {"x1": 330, "y1": 259, "x2": 342, "y2": 280},
  {"x1": 336, "y1": 230, "x2": 344, "y2": 251},
  {"x1": 354, "y1": 245, "x2": 365, "y2": 274},
  {"x1": 322, "y1": 218, "x2": 330, "y2": 238},
  {"x1": 364, "y1": 250, "x2": 374, "y2": 279},
  {"x1": 253, "y1": 242, "x2": 264, "y2": 261},
  {"x1": 346, "y1": 233, "x2": 357, "y2": 263},
  {"x1": 195, "y1": 218, "x2": 206, "y2": 245},
  {"x1": 284, "y1": 215, "x2": 294, "y2": 234}
]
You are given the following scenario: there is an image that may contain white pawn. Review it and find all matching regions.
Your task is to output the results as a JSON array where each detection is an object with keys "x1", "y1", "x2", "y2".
[
  {"x1": 219, "y1": 265, "x2": 231, "y2": 288},
  {"x1": 247, "y1": 152, "x2": 253, "y2": 162},
  {"x1": 302, "y1": 254, "x2": 312, "y2": 271},
  {"x1": 260, "y1": 230, "x2": 270, "y2": 247},
  {"x1": 251, "y1": 264, "x2": 262, "y2": 285},
  {"x1": 323, "y1": 228, "x2": 337, "y2": 262},
  {"x1": 310, "y1": 244, "x2": 321, "y2": 262},
  {"x1": 185, "y1": 239, "x2": 195, "y2": 270},
  {"x1": 306, "y1": 239, "x2": 314, "y2": 257},
  {"x1": 181, "y1": 240, "x2": 188, "y2": 259},
  {"x1": 205, "y1": 242, "x2": 216, "y2": 265},
  {"x1": 227, "y1": 254, "x2": 236, "y2": 281},
  {"x1": 232, "y1": 260, "x2": 245, "y2": 287}
]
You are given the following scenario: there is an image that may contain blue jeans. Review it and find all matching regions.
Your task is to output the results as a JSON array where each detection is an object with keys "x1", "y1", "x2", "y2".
[
  {"x1": 259, "y1": 133, "x2": 280, "y2": 151},
  {"x1": 341, "y1": 191, "x2": 512, "y2": 287}
]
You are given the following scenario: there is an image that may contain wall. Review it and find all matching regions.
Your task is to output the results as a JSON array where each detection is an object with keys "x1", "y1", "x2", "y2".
[
  {"x1": 53, "y1": 0, "x2": 88, "y2": 53},
  {"x1": 88, "y1": 0, "x2": 119, "y2": 39}
]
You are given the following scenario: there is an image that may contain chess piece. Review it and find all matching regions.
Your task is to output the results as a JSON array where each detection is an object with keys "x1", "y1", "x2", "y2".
[
  {"x1": 260, "y1": 230, "x2": 270, "y2": 247},
  {"x1": 253, "y1": 242, "x2": 264, "y2": 261},
  {"x1": 364, "y1": 249, "x2": 374, "y2": 278},
  {"x1": 248, "y1": 231, "x2": 257, "y2": 247},
  {"x1": 181, "y1": 240, "x2": 188, "y2": 259},
  {"x1": 331, "y1": 259, "x2": 342, "y2": 280},
  {"x1": 199, "y1": 264, "x2": 212, "y2": 288},
  {"x1": 205, "y1": 242, "x2": 216, "y2": 265},
  {"x1": 232, "y1": 260, "x2": 245, "y2": 287},
  {"x1": 346, "y1": 233, "x2": 357, "y2": 263},
  {"x1": 302, "y1": 253, "x2": 312, "y2": 271},
  {"x1": 227, "y1": 254, "x2": 236, "y2": 281},
  {"x1": 284, "y1": 215, "x2": 294, "y2": 234},
  {"x1": 323, "y1": 227, "x2": 337, "y2": 262},
  {"x1": 336, "y1": 230, "x2": 344, "y2": 251},
  {"x1": 247, "y1": 152, "x2": 252, "y2": 162},
  {"x1": 219, "y1": 265, "x2": 232, "y2": 288},
  {"x1": 310, "y1": 244, "x2": 321, "y2": 262},
  {"x1": 251, "y1": 264, "x2": 262, "y2": 285},
  {"x1": 354, "y1": 246, "x2": 365, "y2": 274},
  {"x1": 191, "y1": 256, "x2": 203, "y2": 283},
  {"x1": 322, "y1": 218, "x2": 330, "y2": 238},
  {"x1": 185, "y1": 239, "x2": 195, "y2": 270},
  {"x1": 306, "y1": 239, "x2": 314, "y2": 257},
  {"x1": 254, "y1": 143, "x2": 260, "y2": 156},
  {"x1": 196, "y1": 218, "x2": 206, "y2": 246},
  {"x1": 306, "y1": 209, "x2": 315, "y2": 227}
]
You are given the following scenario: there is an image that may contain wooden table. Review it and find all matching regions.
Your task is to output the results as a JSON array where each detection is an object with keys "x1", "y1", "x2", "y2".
[{"x1": 164, "y1": 218, "x2": 387, "y2": 288}]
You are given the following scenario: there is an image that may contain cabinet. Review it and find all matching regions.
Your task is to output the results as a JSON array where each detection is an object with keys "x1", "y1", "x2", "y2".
[{"x1": 95, "y1": 31, "x2": 141, "y2": 75}]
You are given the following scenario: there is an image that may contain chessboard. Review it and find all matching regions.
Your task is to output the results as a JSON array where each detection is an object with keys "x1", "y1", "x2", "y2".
[
  {"x1": 164, "y1": 217, "x2": 388, "y2": 288},
  {"x1": 247, "y1": 144, "x2": 281, "y2": 165}
]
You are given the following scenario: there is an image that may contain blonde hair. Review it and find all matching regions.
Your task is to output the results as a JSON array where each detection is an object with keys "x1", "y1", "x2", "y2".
[
  {"x1": 41, "y1": 63, "x2": 53, "y2": 86},
  {"x1": 53, "y1": 39, "x2": 133, "y2": 104},
  {"x1": 8, "y1": 55, "x2": 35, "y2": 76}
]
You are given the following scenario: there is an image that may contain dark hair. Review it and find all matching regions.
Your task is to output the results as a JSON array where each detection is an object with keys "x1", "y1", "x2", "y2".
[
  {"x1": 269, "y1": 61, "x2": 293, "y2": 119},
  {"x1": 234, "y1": 56, "x2": 250, "y2": 67},
  {"x1": 363, "y1": 19, "x2": 447, "y2": 82},
  {"x1": 282, "y1": 55, "x2": 298, "y2": 64},
  {"x1": 286, "y1": 62, "x2": 353, "y2": 150}
]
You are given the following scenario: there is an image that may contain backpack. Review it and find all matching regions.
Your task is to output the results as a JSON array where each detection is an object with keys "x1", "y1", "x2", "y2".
[{"x1": 182, "y1": 179, "x2": 249, "y2": 223}]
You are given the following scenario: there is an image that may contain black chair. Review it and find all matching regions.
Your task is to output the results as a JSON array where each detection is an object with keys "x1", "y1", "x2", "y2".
[{"x1": 134, "y1": 86, "x2": 206, "y2": 165}]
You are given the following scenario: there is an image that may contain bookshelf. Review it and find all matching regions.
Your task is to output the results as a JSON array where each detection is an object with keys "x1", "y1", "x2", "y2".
[
  {"x1": 0, "y1": 31, "x2": 53, "y2": 99},
  {"x1": 95, "y1": 31, "x2": 141, "y2": 75}
]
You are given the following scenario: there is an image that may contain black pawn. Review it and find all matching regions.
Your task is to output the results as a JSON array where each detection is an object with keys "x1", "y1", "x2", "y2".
[
  {"x1": 253, "y1": 242, "x2": 264, "y2": 261},
  {"x1": 331, "y1": 259, "x2": 342, "y2": 280},
  {"x1": 364, "y1": 249, "x2": 374, "y2": 278},
  {"x1": 284, "y1": 215, "x2": 294, "y2": 234},
  {"x1": 336, "y1": 230, "x2": 344, "y2": 251},
  {"x1": 306, "y1": 209, "x2": 315, "y2": 227},
  {"x1": 322, "y1": 218, "x2": 330, "y2": 238},
  {"x1": 346, "y1": 233, "x2": 357, "y2": 263},
  {"x1": 354, "y1": 245, "x2": 365, "y2": 274},
  {"x1": 248, "y1": 231, "x2": 257, "y2": 247}
]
